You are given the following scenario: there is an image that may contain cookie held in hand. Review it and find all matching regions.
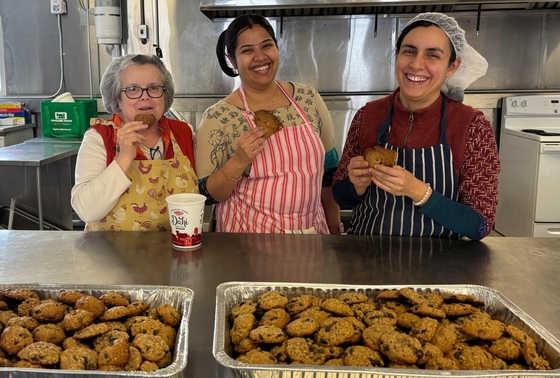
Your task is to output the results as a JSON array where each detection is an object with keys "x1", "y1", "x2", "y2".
[
  {"x1": 364, "y1": 146, "x2": 397, "y2": 168},
  {"x1": 134, "y1": 114, "x2": 157, "y2": 127},
  {"x1": 253, "y1": 110, "x2": 283, "y2": 139}
]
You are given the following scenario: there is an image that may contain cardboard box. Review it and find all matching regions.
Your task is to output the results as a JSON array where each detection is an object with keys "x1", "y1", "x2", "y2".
[
  {"x1": 0, "y1": 107, "x2": 32, "y2": 124},
  {"x1": 41, "y1": 100, "x2": 98, "y2": 138}
]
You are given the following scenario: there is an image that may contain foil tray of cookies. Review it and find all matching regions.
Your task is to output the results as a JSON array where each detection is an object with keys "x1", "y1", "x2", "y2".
[
  {"x1": 213, "y1": 282, "x2": 560, "y2": 378},
  {"x1": 0, "y1": 283, "x2": 193, "y2": 377}
]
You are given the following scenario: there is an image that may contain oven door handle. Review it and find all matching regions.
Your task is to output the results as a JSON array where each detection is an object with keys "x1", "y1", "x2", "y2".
[
  {"x1": 545, "y1": 228, "x2": 560, "y2": 236},
  {"x1": 541, "y1": 143, "x2": 560, "y2": 153}
]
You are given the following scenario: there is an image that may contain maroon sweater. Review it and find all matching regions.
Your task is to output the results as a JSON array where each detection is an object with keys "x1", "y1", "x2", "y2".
[{"x1": 334, "y1": 88, "x2": 501, "y2": 235}]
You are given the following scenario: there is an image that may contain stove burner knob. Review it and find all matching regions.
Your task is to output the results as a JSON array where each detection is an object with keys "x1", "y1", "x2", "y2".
[
  {"x1": 520, "y1": 100, "x2": 527, "y2": 107},
  {"x1": 511, "y1": 100, "x2": 518, "y2": 107}
]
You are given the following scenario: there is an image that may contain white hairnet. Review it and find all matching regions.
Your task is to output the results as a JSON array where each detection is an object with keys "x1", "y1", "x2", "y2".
[{"x1": 405, "y1": 12, "x2": 488, "y2": 102}]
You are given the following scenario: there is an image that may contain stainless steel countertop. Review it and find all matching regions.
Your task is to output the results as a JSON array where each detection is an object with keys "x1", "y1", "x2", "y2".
[
  {"x1": 1, "y1": 230, "x2": 559, "y2": 377},
  {"x1": 0, "y1": 138, "x2": 79, "y2": 166}
]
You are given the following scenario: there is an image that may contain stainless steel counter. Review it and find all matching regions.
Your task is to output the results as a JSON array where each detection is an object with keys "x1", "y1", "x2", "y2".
[
  {"x1": 0, "y1": 138, "x2": 80, "y2": 229},
  {"x1": 1, "y1": 231, "x2": 559, "y2": 377}
]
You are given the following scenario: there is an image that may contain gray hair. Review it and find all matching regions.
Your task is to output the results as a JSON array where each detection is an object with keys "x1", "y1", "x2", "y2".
[{"x1": 100, "y1": 54, "x2": 175, "y2": 116}]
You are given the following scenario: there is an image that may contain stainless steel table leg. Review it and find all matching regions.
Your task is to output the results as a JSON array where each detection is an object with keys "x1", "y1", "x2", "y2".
[{"x1": 36, "y1": 166, "x2": 43, "y2": 230}]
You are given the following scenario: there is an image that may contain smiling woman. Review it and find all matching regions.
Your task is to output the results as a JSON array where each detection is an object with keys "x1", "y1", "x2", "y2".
[
  {"x1": 195, "y1": 14, "x2": 342, "y2": 235},
  {"x1": 333, "y1": 12, "x2": 500, "y2": 241},
  {"x1": 71, "y1": 54, "x2": 199, "y2": 232}
]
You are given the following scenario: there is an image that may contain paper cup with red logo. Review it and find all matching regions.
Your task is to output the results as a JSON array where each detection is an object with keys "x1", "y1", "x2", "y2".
[{"x1": 166, "y1": 193, "x2": 206, "y2": 250}]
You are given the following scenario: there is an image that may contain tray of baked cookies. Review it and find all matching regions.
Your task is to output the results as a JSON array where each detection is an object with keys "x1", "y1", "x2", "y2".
[
  {"x1": 0, "y1": 283, "x2": 193, "y2": 377},
  {"x1": 213, "y1": 282, "x2": 560, "y2": 378}
]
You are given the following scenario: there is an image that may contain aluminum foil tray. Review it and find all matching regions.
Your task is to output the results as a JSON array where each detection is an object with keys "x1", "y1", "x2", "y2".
[
  {"x1": 213, "y1": 282, "x2": 560, "y2": 378},
  {"x1": 0, "y1": 283, "x2": 193, "y2": 378}
]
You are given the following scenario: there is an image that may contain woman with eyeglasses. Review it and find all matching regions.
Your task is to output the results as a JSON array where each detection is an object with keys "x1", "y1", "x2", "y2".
[{"x1": 71, "y1": 54, "x2": 198, "y2": 231}]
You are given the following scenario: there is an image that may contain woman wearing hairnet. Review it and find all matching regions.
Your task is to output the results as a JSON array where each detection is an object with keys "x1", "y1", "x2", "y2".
[{"x1": 333, "y1": 12, "x2": 500, "y2": 240}]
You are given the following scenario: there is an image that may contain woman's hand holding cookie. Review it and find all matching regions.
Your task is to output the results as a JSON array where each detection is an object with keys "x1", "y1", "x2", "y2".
[
  {"x1": 348, "y1": 156, "x2": 375, "y2": 196},
  {"x1": 234, "y1": 127, "x2": 267, "y2": 166},
  {"x1": 114, "y1": 120, "x2": 149, "y2": 171}
]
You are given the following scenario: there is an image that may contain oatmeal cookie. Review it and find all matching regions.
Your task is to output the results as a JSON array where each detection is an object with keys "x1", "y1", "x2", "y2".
[
  {"x1": 379, "y1": 331, "x2": 423, "y2": 364},
  {"x1": 16, "y1": 298, "x2": 41, "y2": 317},
  {"x1": 285, "y1": 317, "x2": 318, "y2": 337},
  {"x1": 442, "y1": 303, "x2": 477, "y2": 317},
  {"x1": 410, "y1": 304, "x2": 446, "y2": 319},
  {"x1": 0, "y1": 325, "x2": 34, "y2": 355},
  {"x1": 93, "y1": 330, "x2": 130, "y2": 353},
  {"x1": 6, "y1": 316, "x2": 38, "y2": 330},
  {"x1": 57, "y1": 290, "x2": 85, "y2": 305},
  {"x1": 17, "y1": 341, "x2": 62, "y2": 365},
  {"x1": 460, "y1": 315, "x2": 505, "y2": 341},
  {"x1": 315, "y1": 317, "x2": 355, "y2": 347},
  {"x1": 258, "y1": 308, "x2": 291, "y2": 330},
  {"x1": 249, "y1": 325, "x2": 286, "y2": 344},
  {"x1": 73, "y1": 322, "x2": 111, "y2": 339},
  {"x1": 430, "y1": 318, "x2": 458, "y2": 354},
  {"x1": 361, "y1": 307, "x2": 397, "y2": 328},
  {"x1": 98, "y1": 338, "x2": 130, "y2": 367},
  {"x1": 2, "y1": 289, "x2": 39, "y2": 301},
  {"x1": 139, "y1": 360, "x2": 159, "y2": 371},
  {"x1": 62, "y1": 336, "x2": 91, "y2": 350},
  {"x1": 410, "y1": 317, "x2": 440, "y2": 344},
  {"x1": 324, "y1": 358, "x2": 344, "y2": 366},
  {"x1": 100, "y1": 306, "x2": 130, "y2": 321},
  {"x1": 126, "y1": 301, "x2": 150, "y2": 316},
  {"x1": 129, "y1": 317, "x2": 164, "y2": 337},
  {"x1": 320, "y1": 298, "x2": 354, "y2": 317},
  {"x1": 286, "y1": 337, "x2": 326, "y2": 365},
  {"x1": 346, "y1": 316, "x2": 366, "y2": 344},
  {"x1": 424, "y1": 355, "x2": 459, "y2": 370},
  {"x1": 293, "y1": 307, "x2": 331, "y2": 326},
  {"x1": 59, "y1": 346, "x2": 98, "y2": 370},
  {"x1": 450, "y1": 344, "x2": 494, "y2": 370},
  {"x1": 442, "y1": 293, "x2": 485, "y2": 307},
  {"x1": 396, "y1": 311, "x2": 421, "y2": 329},
  {"x1": 155, "y1": 323, "x2": 177, "y2": 350},
  {"x1": 230, "y1": 313, "x2": 257, "y2": 345},
  {"x1": 231, "y1": 300, "x2": 258, "y2": 319},
  {"x1": 343, "y1": 345, "x2": 384, "y2": 367},
  {"x1": 234, "y1": 337, "x2": 259, "y2": 355},
  {"x1": 269, "y1": 339, "x2": 288, "y2": 362},
  {"x1": 62, "y1": 309, "x2": 95, "y2": 333},
  {"x1": 417, "y1": 342, "x2": 444, "y2": 365},
  {"x1": 31, "y1": 301, "x2": 68, "y2": 323},
  {"x1": 156, "y1": 303, "x2": 181, "y2": 327},
  {"x1": 75, "y1": 295, "x2": 106, "y2": 318},
  {"x1": 236, "y1": 348, "x2": 277, "y2": 364},
  {"x1": 257, "y1": 291, "x2": 289, "y2": 311},
  {"x1": 132, "y1": 333, "x2": 169, "y2": 362},
  {"x1": 99, "y1": 292, "x2": 130, "y2": 307},
  {"x1": 376, "y1": 289, "x2": 402, "y2": 300},
  {"x1": 338, "y1": 292, "x2": 368, "y2": 305},
  {"x1": 362, "y1": 324, "x2": 395, "y2": 351},
  {"x1": 286, "y1": 295, "x2": 314, "y2": 315},
  {"x1": 32, "y1": 323, "x2": 66, "y2": 344},
  {"x1": 124, "y1": 345, "x2": 143, "y2": 371},
  {"x1": 488, "y1": 337, "x2": 523, "y2": 360}
]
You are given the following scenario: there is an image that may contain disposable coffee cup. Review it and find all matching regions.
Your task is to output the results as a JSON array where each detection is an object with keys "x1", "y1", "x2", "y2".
[{"x1": 166, "y1": 193, "x2": 206, "y2": 250}]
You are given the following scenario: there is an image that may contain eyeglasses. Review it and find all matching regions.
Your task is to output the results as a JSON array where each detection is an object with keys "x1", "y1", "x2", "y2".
[{"x1": 120, "y1": 85, "x2": 165, "y2": 99}]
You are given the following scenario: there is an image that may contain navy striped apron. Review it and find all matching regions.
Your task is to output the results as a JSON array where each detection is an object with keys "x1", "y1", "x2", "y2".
[{"x1": 348, "y1": 96, "x2": 459, "y2": 237}]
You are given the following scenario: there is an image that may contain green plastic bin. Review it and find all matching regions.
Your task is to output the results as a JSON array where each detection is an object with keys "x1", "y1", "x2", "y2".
[{"x1": 41, "y1": 99, "x2": 98, "y2": 138}]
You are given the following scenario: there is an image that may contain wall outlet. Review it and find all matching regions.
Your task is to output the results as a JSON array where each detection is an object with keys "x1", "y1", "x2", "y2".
[
  {"x1": 138, "y1": 25, "x2": 148, "y2": 40},
  {"x1": 50, "y1": 0, "x2": 67, "y2": 15}
]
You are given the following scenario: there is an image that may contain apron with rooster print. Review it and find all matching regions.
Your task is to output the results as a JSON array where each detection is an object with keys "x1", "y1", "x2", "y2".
[{"x1": 87, "y1": 131, "x2": 198, "y2": 231}]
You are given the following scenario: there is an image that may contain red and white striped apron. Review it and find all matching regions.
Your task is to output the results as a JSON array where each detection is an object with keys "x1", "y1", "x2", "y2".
[{"x1": 215, "y1": 81, "x2": 328, "y2": 234}]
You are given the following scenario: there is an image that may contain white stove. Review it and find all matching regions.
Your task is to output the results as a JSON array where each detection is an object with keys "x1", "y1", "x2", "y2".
[{"x1": 495, "y1": 95, "x2": 560, "y2": 237}]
